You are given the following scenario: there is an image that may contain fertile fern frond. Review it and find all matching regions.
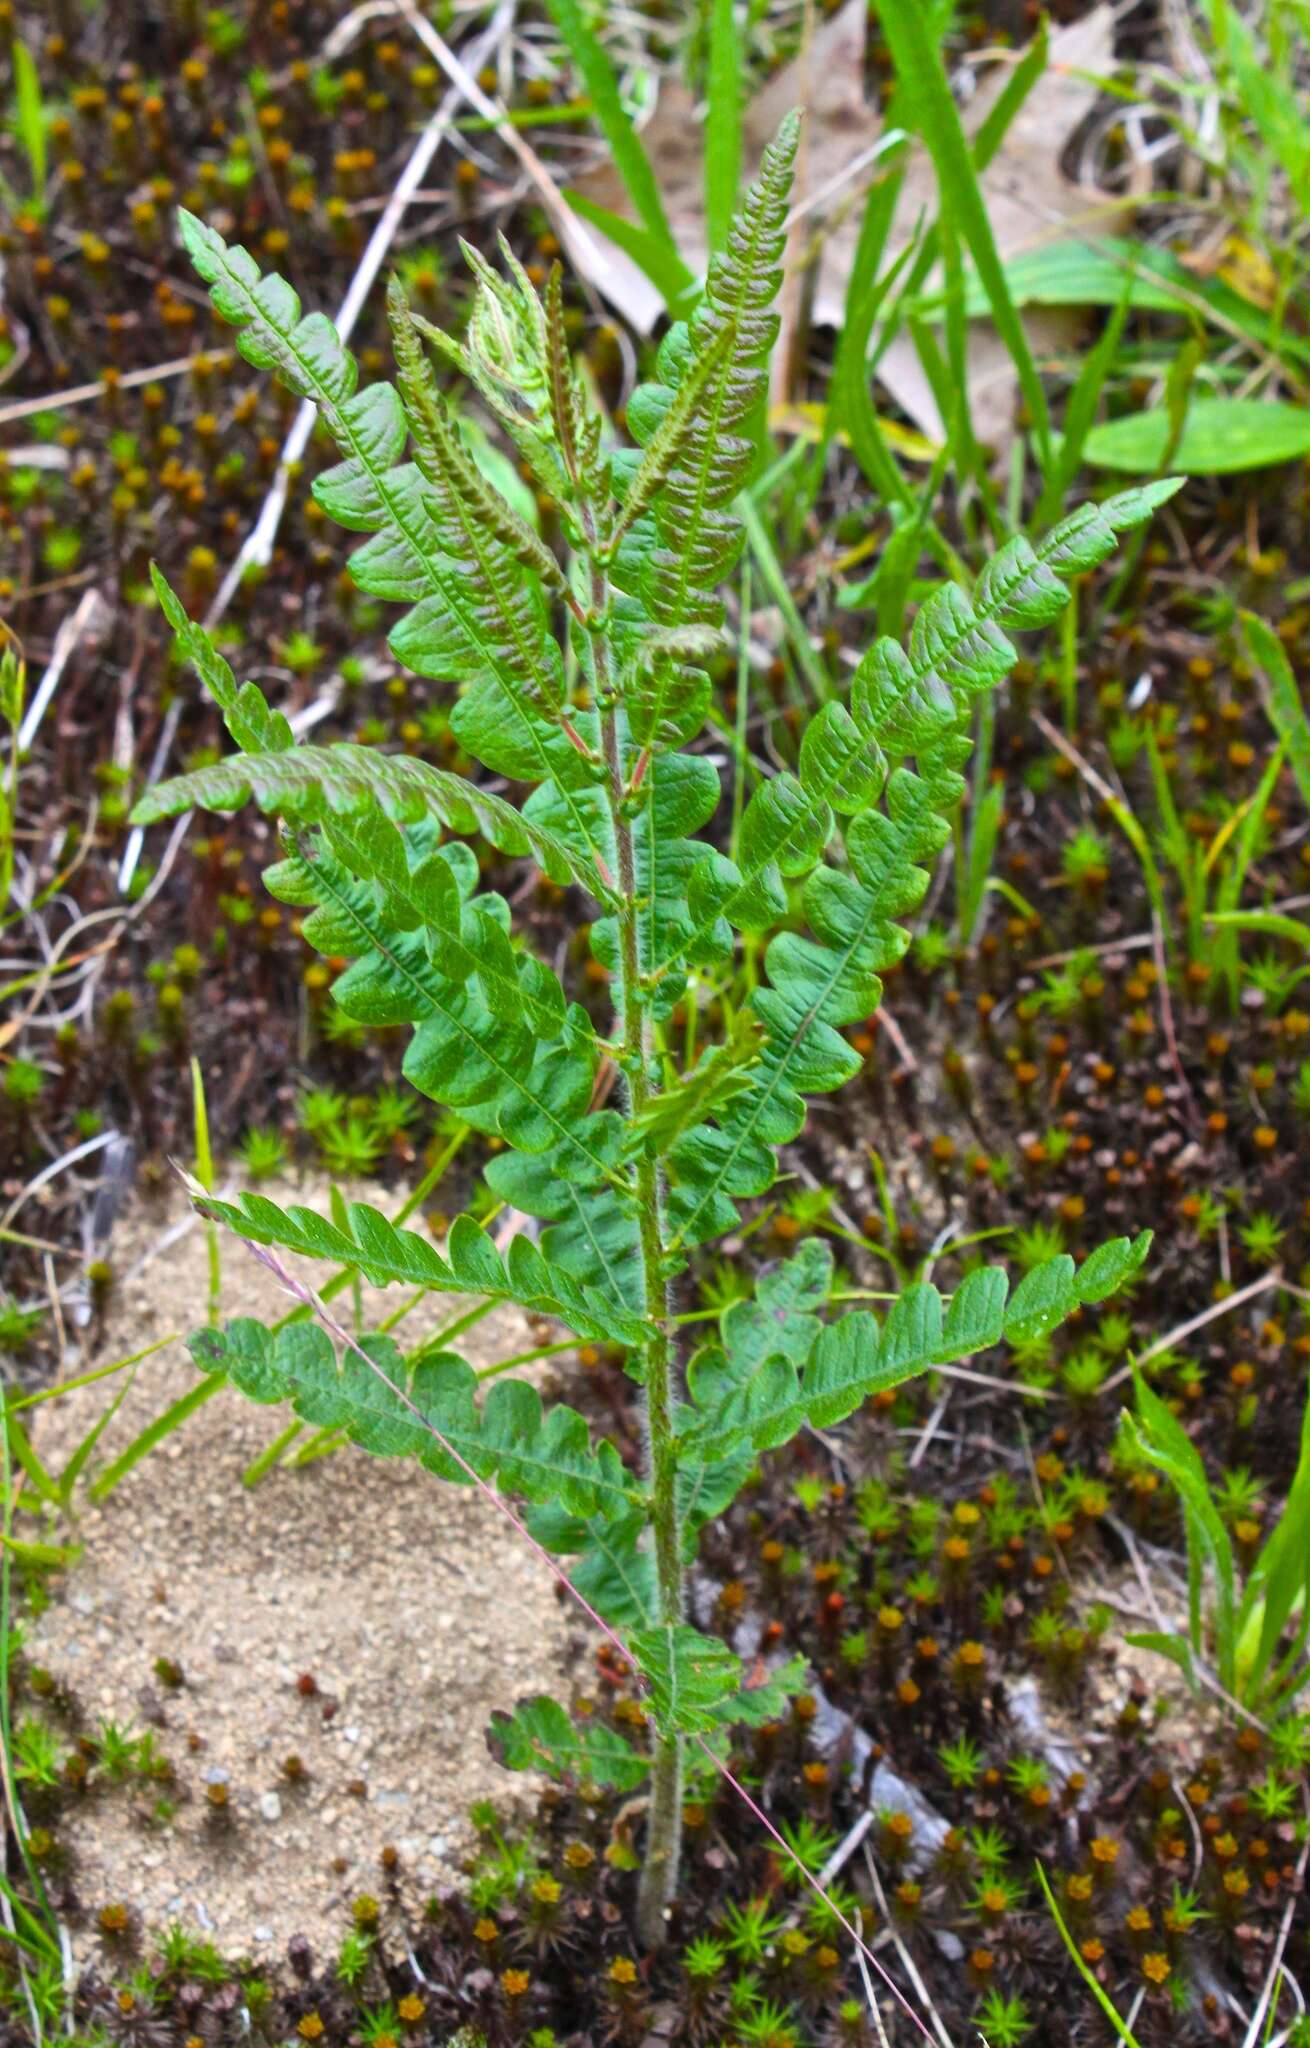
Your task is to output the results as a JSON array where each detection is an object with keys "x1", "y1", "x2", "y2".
[
  {"x1": 627, "y1": 114, "x2": 799, "y2": 640},
  {"x1": 388, "y1": 278, "x2": 573, "y2": 614},
  {"x1": 173, "y1": 211, "x2": 608, "y2": 869}
]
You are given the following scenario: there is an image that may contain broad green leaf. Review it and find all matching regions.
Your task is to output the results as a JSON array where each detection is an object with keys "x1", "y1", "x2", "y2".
[{"x1": 1083, "y1": 399, "x2": 1310, "y2": 476}]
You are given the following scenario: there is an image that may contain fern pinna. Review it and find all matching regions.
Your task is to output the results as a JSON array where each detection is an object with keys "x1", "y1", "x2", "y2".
[{"x1": 133, "y1": 116, "x2": 1174, "y2": 1945}]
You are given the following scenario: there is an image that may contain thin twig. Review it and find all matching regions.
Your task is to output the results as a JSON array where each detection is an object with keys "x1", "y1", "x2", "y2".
[
  {"x1": 1239, "y1": 1790, "x2": 1310, "y2": 2048},
  {"x1": 209, "y1": 0, "x2": 518, "y2": 620},
  {"x1": 396, "y1": 0, "x2": 605, "y2": 280},
  {"x1": 0, "y1": 353, "x2": 229, "y2": 432},
  {"x1": 1101, "y1": 1268, "x2": 1284, "y2": 1395},
  {"x1": 861, "y1": 1843, "x2": 957, "y2": 2048},
  {"x1": 874, "y1": 1004, "x2": 918, "y2": 1072},
  {"x1": 814, "y1": 1806, "x2": 876, "y2": 1893},
  {"x1": 15, "y1": 589, "x2": 111, "y2": 753}
]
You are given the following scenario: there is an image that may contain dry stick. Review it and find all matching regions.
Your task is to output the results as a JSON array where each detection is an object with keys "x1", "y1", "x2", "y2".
[
  {"x1": 853, "y1": 1945, "x2": 893, "y2": 2048},
  {"x1": 16, "y1": 587, "x2": 111, "y2": 752},
  {"x1": 222, "y1": 1224, "x2": 942, "y2": 2048},
  {"x1": 1100, "y1": 1267, "x2": 1284, "y2": 1396},
  {"x1": 395, "y1": 0, "x2": 606, "y2": 283},
  {"x1": 117, "y1": 0, "x2": 517, "y2": 894},
  {"x1": 0, "y1": 351, "x2": 231, "y2": 433},
  {"x1": 1031, "y1": 931, "x2": 1156, "y2": 968},
  {"x1": 2, "y1": 812, "x2": 188, "y2": 1055},
  {"x1": 814, "y1": 1805, "x2": 877, "y2": 1893},
  {"x1": 860, "y1": 1841, "x2": 956, "y2": 2048},
  {"x1": 874, "y1": 1002, "x2": 918, "y2": 1072},
  {"x1": 1241, "y1": 1802, "x2": 1310, "y2": 2048}
]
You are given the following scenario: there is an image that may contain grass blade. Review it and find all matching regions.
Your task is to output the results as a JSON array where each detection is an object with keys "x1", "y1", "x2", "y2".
[
  {"x1": 89, "y1": 1373, "x2": 225, "y2": 1505},
  {"x1": 563, "y1": 187, "x2": 696, "y2": 313},
  {"x1": 1242, "y1": 609, "x2": 1310, "y2": 814},
  {"x1": 12, "y1": 42, "x2": 47, "y2": 206},
  {"x1": 972, "y1": 16, "x2": 1048, "y2": 165},
  {"x1": 544, "y1": 0, "x2": 684, "y2": 266},
  {"x1": 705, "y1": 0, "x2": 743, "y2": 254},
  {"x1": 1035, "y1": 1863, "x2": 1144, "y2": 2046},
  {"x1": 869, "y1": 0, "x2": 1053, "y2": 472}
]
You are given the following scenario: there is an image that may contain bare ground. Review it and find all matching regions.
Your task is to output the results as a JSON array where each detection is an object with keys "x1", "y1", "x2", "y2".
[{"x1": 26, "y1": 1181, "x2": 576, "y2": 1967}]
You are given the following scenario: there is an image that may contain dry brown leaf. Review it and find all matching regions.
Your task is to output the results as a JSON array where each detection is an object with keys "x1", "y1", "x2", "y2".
[{"x1": 568, "y1": 2, "x2": 1128, "y2": 447}]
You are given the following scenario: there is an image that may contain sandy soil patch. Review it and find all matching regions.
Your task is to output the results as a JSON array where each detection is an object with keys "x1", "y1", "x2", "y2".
[{"x1": 26, "y1": 1182, "x2": 578, "y2": 1966}]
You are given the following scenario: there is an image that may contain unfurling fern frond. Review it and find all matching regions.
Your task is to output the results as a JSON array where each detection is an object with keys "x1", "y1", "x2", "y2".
[
  {"x1": 131, "y1": 121, "x2": 1180, "y2": 1946},
  {"x1": 626, "y1": 114, "x2": 799, "y2": 640}
]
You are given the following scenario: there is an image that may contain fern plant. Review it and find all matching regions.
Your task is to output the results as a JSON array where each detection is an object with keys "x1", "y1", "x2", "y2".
[{"x1": 132, "y1": 115, "x2": 1173, "y2": 1946}]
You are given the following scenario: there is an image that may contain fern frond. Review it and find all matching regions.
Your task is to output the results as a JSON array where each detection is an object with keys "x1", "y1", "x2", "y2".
[
  {"x1": 485, "y1": 1141, "x2": 643, "y2": 1313},
  {"x1": 151, "y1": 567, "x2": 292, "y2": 755},
  {"x1": 533, "y1": 748, "x2": 729, "y2": 1020},
  {"x1": 193, "y1": 1191, "x2": 646, "y2": 1347},
  {"x1": 609, "y1": 323, "x2": 735, "y2": 548},
  {"x1": 264, "y1": 837, "x2": 623, "y2": 1187},
  {"x1": 527, "y1": 1504, "x2": 656, "y2": 1629},
  {"x1": 636, "y1": 114, "x2": 800, "y2": 638},
  {"x1": 489, "y1": 1695, "x2": 648, "y2": 1790},
  {"x1": 542, "y1": 260, "x2": 605, "y2": 498},
  {"x1": 625, "y1": 1012, "x2": 764, "y2": 1158},
  {"x1": 272, "y1": 820, "x2": 569, "y2": 1046},
  {"x1": 667, "y1": 739, "x2": 965, "y2": 1248},
  {"x1": 192, "y1": 1318, "x2": 640, "y2": 1517},
  {"x1": 601, "y1": 113, "x2": 799, "y2": 772},
  {"x1": 389, "y1": 276, "x2": 570, "y2": 608},
  {"x1": 629, "y1": 1621, "x2": 743, "y2": 1737},
  {"x1": 132, "y1": 737, "x2": 616, "y2": 904},
  {"x1": 681, "y1": 1233, "x2": 1152, "y2": 1456},
  {"x1": 659, "y1": 481, "x2": 1182, "y2": 965}
]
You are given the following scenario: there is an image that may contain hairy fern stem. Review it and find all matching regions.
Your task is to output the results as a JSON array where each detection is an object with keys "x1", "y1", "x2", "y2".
[{"x1": 592, "y1": 557, "x2": 685, "y2": 1945}]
